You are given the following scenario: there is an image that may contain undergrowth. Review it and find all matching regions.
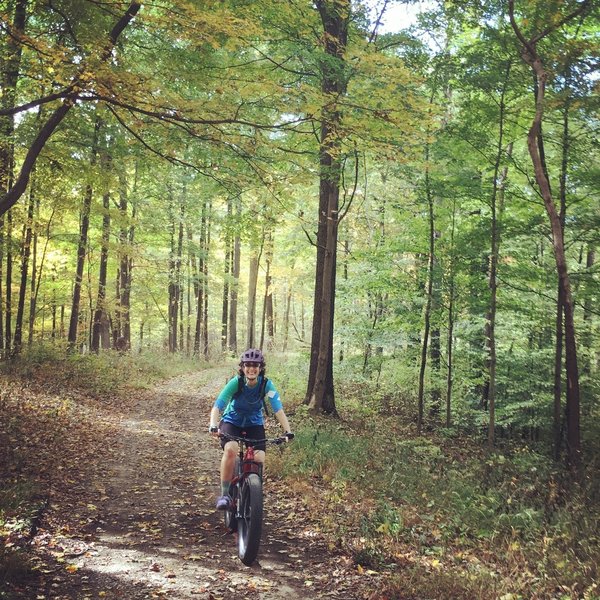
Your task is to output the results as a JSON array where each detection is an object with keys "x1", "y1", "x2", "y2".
[
  {"x1": 268, "y1": 355, "x2": 600, "y2": 600},
  {"x1": 0, "y1": 342, "x2": 208, "y2": 397}
]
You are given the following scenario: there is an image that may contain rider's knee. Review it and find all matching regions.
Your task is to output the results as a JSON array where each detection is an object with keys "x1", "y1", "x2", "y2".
[{"x1": 223, "y1": 442, "x2": 237, "y2": 459}]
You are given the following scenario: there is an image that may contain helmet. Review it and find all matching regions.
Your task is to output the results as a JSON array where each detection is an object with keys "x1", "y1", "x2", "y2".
[{"x1": 240, "y1": 348, "x2": 265, "y2": 365}]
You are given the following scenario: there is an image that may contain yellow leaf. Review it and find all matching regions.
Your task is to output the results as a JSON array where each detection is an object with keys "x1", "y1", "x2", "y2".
[
  {"x1": 357, "y1": 564, "x2": 364, "y2": 574},
  {"x1": 65, "y1": 564, "x2": 78, "y2": 573}
]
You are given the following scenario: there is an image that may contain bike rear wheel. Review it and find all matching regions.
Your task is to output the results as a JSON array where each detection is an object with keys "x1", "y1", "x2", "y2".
[{"x1": 237, "y1": 473, "x2": 263, "y2": 565}]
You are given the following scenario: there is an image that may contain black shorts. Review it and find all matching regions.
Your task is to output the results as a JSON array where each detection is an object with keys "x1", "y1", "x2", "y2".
[{"x1": 219, "y1": 421, "x2": 266, "y2": 452}]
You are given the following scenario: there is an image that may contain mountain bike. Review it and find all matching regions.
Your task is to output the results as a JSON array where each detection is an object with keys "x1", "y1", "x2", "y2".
[{"x1": 218, "y1": 432, "x2": 287, "y2": 566}]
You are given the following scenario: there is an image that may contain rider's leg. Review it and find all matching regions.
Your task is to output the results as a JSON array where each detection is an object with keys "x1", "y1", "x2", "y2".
[
  {"x1": 253, "y1": 450, "x2": 265, "y2": 464},
  {"x1": 220, "y1": 441, "x2": 237, "y2": 495}
]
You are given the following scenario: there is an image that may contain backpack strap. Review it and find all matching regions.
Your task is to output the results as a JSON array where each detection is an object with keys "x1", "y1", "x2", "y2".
[
  {"x1": 259, "y1": 377, "x2": 270, "y2": 417},
  {"x1": 229, "y1": 375, "x2": 271, "y2": 416}
]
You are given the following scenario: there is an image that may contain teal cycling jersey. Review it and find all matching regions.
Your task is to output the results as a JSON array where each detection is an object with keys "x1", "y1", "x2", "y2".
[{"x1": 214, "y1": 375, "x2": 283, "y2": 427}]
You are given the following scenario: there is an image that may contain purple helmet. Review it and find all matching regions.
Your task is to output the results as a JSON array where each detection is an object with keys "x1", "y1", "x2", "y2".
[{"x1": 240, "y1": 348, "x2": 265, "y2": 365}]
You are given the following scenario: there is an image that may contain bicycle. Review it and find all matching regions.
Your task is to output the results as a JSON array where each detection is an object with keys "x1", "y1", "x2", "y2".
[{"x1": 217, "y1": 432, "x2": 287, "y2": 566}]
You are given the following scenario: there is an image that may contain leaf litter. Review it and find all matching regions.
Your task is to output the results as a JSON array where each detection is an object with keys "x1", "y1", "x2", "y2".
[{"x1": 1, "y1": 368, "x2": 379, "y2": 599}]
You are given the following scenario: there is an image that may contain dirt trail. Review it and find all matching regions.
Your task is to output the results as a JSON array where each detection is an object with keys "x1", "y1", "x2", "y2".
[{"x1": 29, "y1": 368, "x2": 367, "y2": 600}]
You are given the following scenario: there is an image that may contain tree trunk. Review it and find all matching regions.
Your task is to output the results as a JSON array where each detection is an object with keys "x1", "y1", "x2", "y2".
[
  {"x1": 228, "y1": 196, "x2": 241, "y2": 353},
  {"x1": 283, "y1": 284, "x2": 292, "y2": 352},
  {"x1": 13, "y1": 167, "x2": 37, "y2": 353},
  {"x1": 246, "y1": 246, "x2": 261, "y2": 350},
  {"x1": 0, "y1": 0, "x2": 27, "y2": 353},
  {"x1": 167, "y1": 186, "x2": 183, "y2": 353},
  {"x1": 306, "y1": 0, "x2": 349, "y2": 415},
  {"x1": 509, "y1": 4, "x2": 583, "y2": 470},
  {"x1": 417, "y1": 165, "x2": 435, "y2": 434},
  {"x1": 446, "y1": 197, "x2": 458, "y2": 427},
  {"x1": 221, "y1": 200, "x2": 232, "y2": 352},
  {"x1": 203, "y1": 201, "x2": 211, "y2": 358},
  {"x1": 261, "y1": 229, "x2": 274, "y2": 350},
  {"x1": 194, "y1": 199, "x2": 209, "y2": 357},
  {"x1": 91, "y1": 187, "x2": 111, "y2": 352},
  {"x1": 4, "y1": 212, "x2": 13, "y2": 352},
  {"x1": 68, "y1": 116, "x2": 101, "y2": 349}
]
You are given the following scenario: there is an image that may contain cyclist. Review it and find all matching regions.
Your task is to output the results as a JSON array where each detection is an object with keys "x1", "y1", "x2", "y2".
[{"x1": 209, "y1": 348, "x2": 294, "y2": 510}]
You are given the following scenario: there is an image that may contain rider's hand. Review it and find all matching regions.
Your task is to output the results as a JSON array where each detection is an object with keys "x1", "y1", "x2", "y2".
[{"x1": 284, "y1": 431, "x2": 295, "y2": 441}]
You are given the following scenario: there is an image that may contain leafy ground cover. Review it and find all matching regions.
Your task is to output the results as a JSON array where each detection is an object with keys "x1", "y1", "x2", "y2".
[
  {"x1": 266, "y1": 356, "x2": 600, "y2": 600},
  {"x1": 1, "y1": 349, "x2": 599, "y2": 599}
]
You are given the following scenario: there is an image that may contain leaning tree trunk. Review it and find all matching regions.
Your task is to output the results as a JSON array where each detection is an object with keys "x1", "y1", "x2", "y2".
[
  {"x1": 0, "y1": 2, "x2": 142, "y2": 216},
  {"x1": 509, "y1": 1, "x2": 586, "y2": 470}
]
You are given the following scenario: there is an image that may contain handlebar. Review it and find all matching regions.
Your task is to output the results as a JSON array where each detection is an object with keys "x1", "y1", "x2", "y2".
[{"x1": 217, "y1": 432, "x2": 288, "y2": 446}]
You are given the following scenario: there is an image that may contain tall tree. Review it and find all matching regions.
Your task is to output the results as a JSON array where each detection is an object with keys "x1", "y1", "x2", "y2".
[
  {"x1": 306, "y1": 0, "x2": 350, "y2": 415},
  {"x1": 508, "y1": 0, "x2": 592, "y2": 470}
]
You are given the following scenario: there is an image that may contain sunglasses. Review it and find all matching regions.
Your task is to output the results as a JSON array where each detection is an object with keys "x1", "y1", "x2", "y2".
[{"x1": 243, "y1": 362, "x2": 261, "y2": 368}]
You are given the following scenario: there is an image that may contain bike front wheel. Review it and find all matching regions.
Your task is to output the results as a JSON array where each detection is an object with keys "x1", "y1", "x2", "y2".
[{"x1": 237, "y1": 473, "x2": 263, "y2": 565}]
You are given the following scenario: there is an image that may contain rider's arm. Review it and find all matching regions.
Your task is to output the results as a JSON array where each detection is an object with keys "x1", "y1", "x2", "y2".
[
  {"x1": 209, "y1": 405, "x2": 221, "y2": 430},
  {"x1": 273, "y1": 408, "x2": 291, "y2": 435},
  {"x1": 264, "y1": 381, "x2": 292, "y2": 436}
]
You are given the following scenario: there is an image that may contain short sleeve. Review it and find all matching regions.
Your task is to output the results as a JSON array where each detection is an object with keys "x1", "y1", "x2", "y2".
[
  {"x1": 214, "y1": 377, "x2": 239, "y2": 411},
  {"x1": 265, "y1": 380, "x2": 283, "y2": 413}
]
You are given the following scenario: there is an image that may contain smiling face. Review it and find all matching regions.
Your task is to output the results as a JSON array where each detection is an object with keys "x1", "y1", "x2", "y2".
[{"x1": 243, "y1": 362, "x2": 261, "y2": 383}]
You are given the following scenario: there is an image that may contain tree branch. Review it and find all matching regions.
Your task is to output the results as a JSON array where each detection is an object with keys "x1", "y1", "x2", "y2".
[{"x1": 0, "y1": 1, "x2": 142, "y2": 216}]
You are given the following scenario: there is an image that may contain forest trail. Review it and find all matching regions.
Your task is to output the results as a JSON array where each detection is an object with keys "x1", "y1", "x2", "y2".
[{"x1": 20, "y1": 367, "x2": 369, "y2": 600}]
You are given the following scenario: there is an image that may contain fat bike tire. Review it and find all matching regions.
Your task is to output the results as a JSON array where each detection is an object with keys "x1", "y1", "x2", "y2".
[{"x1": 238, "y1": 473, "x2": 263, "y2": 565}]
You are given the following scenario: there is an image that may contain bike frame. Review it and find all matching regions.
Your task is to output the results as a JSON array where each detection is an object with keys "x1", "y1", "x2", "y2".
[{"x1": 218, "y1": 432, "x2": 286, "y2": 565}]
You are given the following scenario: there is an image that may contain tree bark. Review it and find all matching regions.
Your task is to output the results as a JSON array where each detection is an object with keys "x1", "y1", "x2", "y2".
[
  {"x1": 417, "y1": 163, "x2": 435, "y2": 434},
  {"x1": 13, "y1": 167, "x2": 37, "y2": 353},
  {"x1": 509, "y1": 1, "x2": 585, "y2": 470},
  {"x1": 221, "y1": 199, "x2": 232, "y2": 352},
  {"x1": 228, "y1": 196, "x2": 241, "y2": 353},
  {"x1": 246, "y1": 251, "x2": 260, "y2": 349},
  {"x1": 306, "y1": 0, "x2": 349, "y2": 415},
  {"x1": 91, "y1": 186, "x2": 111, "y2": 352}
]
